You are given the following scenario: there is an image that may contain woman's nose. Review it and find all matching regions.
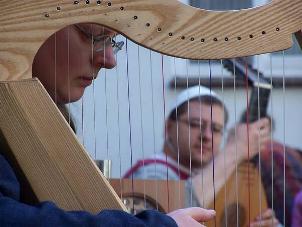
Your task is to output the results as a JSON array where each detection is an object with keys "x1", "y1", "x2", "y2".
[{"x1": 94, "y1": 46, "x2": 116, "y2": 69}]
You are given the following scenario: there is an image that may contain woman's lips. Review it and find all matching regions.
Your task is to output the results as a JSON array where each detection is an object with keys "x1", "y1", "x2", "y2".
[{"x1": 79, "y1": 77, "x2": 94, "y2": 87}]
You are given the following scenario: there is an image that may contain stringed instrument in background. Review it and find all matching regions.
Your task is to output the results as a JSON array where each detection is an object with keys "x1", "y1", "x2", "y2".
[
  {"x1": 206, "y1": 58, "x2": 272, "y2": 227},
  {"x1": 0, "y1": 0, "x2": 301, "y2": 224}
]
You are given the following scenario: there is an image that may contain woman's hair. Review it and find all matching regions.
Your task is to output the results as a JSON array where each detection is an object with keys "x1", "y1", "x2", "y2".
[{"x1": 168, "y1": 95, "x2": 229, "y2": 124}]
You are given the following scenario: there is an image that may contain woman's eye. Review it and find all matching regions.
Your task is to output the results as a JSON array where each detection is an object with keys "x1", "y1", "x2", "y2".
[{"x1": 94, "y1": 36, "x2": 108, "y2": 42}]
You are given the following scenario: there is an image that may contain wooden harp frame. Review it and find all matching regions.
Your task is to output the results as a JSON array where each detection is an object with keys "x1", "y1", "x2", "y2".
[{"x1": 1, "y1": 0, "x2": 302, "y2": 219}]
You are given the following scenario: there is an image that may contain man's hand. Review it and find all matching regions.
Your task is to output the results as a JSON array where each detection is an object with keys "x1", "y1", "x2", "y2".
[
  {"x1": 250, "y1": 209, "x2": 280, "y2": 227},
  {"x1": 167, "y1": 207, "x2": 216, "y2": 227},
  {"x1": 227, "y1": 118, "x2": 270, "y2": 162}
]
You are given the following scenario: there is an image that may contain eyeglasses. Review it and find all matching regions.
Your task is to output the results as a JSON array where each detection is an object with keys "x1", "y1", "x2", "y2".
[
  {"x1": 178, "y1": 119, "x2": 223, "y2": 135},
  {"x1": 74, "y1": 25, "x2": 124, "y2": 54}
]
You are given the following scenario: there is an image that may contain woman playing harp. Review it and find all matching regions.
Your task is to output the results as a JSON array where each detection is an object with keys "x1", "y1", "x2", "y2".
[
  {"x1": 1, "y1": 0, "x2": 302, "y2": 226},
  {"x1": 0, "y1": 23, "x2": 215, "y2": 226}
]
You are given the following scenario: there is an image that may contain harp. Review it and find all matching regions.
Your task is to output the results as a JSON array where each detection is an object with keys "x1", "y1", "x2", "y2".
[{"x1": 1, "y1": 0, "x2": 302, "y2": 225}]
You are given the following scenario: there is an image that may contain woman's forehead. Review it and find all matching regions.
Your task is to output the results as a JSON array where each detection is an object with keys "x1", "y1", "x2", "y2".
[{"x1": 76, "y1": 23, "x2": 116, "y2": 36}]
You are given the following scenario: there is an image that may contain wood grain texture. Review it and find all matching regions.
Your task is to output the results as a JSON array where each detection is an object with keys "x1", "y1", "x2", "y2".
[
  {"x1": 1, "y1": 0, "x2": 302, "y2": 80},
  {"x1": 0, "y1": 79, "x2": 126, "y2": 212}
]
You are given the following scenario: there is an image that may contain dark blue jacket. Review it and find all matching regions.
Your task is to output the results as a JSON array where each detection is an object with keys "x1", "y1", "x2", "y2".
[{"x1": 0, "y1": 154, "x2": 177, "y2": 227}]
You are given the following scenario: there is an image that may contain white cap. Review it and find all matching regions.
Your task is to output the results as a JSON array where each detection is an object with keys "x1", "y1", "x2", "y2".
[{"x1": 173, "y1": 85, "x2": 221, "y2": 111}]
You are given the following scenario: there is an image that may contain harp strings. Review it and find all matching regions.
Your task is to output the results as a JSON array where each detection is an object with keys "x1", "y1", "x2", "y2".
[
  {"x1": 208, "y1": 60, "x2": 216, "y2": 213},
  {"x1": 91, "y1": 24, "x2": 97, "y2": 159},
  {"x1": 220, "y1": 59, "x2": 228, "y2": 225},
  {"x1": 233, "y1": 57, "x2": 239, "y2": 226},
  {"x1": 67, "y1": 26, "x2": 71, "y2": 126},
  {"x1": 66, "y1": 29, "x2": 289, "y2": 223},
  {"x1": 114, "y1": 38, "x2": 123, "y2": 197},
  {"x1": 149, "y1": 49, "x2": 159, "y2": 211},
  {"x1": 161, "y1": 54, "x2": 171, "y2": 212},
  {"x1": 282, "y1": 50, "x2": 286, "y2": 225},
  {"x1": 198, "y1": 59, "x2": 205, "y2": 209},
  {"x1": 136, "y1": 44, "x2": 147, "y2": 209},
  {"x1": 256, "y1": 55, "x2": 263, "y2": 222},
  {"x1": 185, "y1": 58, "x2": 193, "y2": 206},
  {"x1": 103, "y1": 30, "x2": 109, "y2": 161},
  {"x1": 243, "y1": 57, "x2": 251, "y2": 224},
  {"x1": 173, "y1": 57, "x2": 182, "y2": 208},
  {"x1": 54, "y1": 33, "x2": 57, "y2": 105},
  {"x1": 124, "y1": 37, "x2": 135, "y2": 209},
  {"x1": 269, "y1": 53, "x2": 275, "y2": 225}
]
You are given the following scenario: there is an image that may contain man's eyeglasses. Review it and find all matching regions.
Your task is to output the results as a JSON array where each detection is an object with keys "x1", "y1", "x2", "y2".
[
  {"x1": 178, "y1": 119, "x2": 223, "y2": 135},
  {"x1": 74, "y1": 25, "x2": 124, "y2": 54}
]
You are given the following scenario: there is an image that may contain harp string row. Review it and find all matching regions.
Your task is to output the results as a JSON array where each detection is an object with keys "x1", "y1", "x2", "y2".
[
  {"x1": 208, "y1": 60, "x2": 217, "y2": 215},
  {"x1": 198, "y1": 59, "x2": 205, "y2": 209},
  {"x1": 220, "y1": 58, "x2": 228, "y2": 225},
  {"x1": 136, "y1": 43, "x2": 147, "y2": 210},
  {"x1": 244, "y1": 57, "x2": 252, "y2": 225},
  {"x1": 282, "y1": 50, "x2": 286, "y2": 225},
  {"x1": 161, "y1": 54, "x2": 171, "y2": 212},
  {"x1": 256, "y1": 55, "x2": 262, "y2": 222},
  {"x1": 53, "y1": 21, "x2": 297, "y2": 224},
  {"x1": 125, "y1": 37, "x2": 135, "y2": 212},
  {"x1": 269, "y1": 54, "x2": 274, "y2": 225},
  {"x1": 68, "y1": 26, "x2": 71, "y2": 125},
  {"x1": 148, "y1": 48, "x2": 160, "y2": 212},
  {"x1": 185, "y1": 58, "x2": 192, "y2": 207},
  {"x1": 91, "y1": 24, "x2": 97, "y2": 160},
  {"x1": 173, "y1": 56, "x2": 182, "y2": 208},
  {"x1": 232, "y1": 57, "x2": 240, "y2": 227}
]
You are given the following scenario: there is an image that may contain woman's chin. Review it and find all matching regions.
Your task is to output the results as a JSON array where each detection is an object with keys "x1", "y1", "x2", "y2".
[
  {"x1": 56, "y1": 91, "x2": 84, "y2": 104},
  {"x1": 68, "y1": 94, "x2": 84, "y2": 103}
]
